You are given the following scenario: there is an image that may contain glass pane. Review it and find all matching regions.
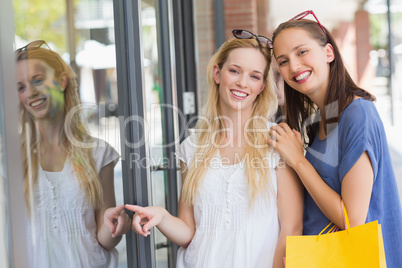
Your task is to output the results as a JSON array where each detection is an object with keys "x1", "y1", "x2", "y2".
[
  {"x1": 0, "y1": 101, "x2": 8, "y2": 268},
  {"x1": 141, "y1": 1, "x2": 168, "y2": 267},
  {"x1": 13, "y1": 0, "x2": 126, "y2": 266}
]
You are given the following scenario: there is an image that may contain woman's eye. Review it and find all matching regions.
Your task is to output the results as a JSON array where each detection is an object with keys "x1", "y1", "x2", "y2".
[
  {"x1": 17, "y1": 85, "x2": 25, "y2": 92},
  {"x1": 229, "y1": 69, "x2": 239, "y2": 74},
  {"x1": 278, "y1": 60, "x2": 287, "y2": 66},
  {"x1": 31, "y1": 79, "x2": 43, "y2": 87},
  {"x1": 298, "y1": 49, "x2": 308, "y2": 56},
  {"x1": 251, "y1": 75, "x2": 261, "y2": 80}
]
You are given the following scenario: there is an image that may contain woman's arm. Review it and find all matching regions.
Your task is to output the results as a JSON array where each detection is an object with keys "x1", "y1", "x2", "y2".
[
  {"x1": 96, "y1": 162, "x2": 131, "y2": 251},
  {"x1": 273, "y1": 160, "x2": 304, "y2": 268},
  {"x1": 268, "y1": 123, "x2": 373, "y2": 229},
  {"x1": 126, "y1": 161, "x2": 196, "y2": 248}
]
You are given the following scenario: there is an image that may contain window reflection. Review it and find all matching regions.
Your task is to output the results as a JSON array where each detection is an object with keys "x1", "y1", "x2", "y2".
[
  {"x1": 0, "y1": 120, "x2": 8, "y2": 267},
  {"x1": 15, "y1": 41, "x2": 124, "y2": 267},
  {"x1": 14, "y1": 0, "x2": 126, "y2": 266}
]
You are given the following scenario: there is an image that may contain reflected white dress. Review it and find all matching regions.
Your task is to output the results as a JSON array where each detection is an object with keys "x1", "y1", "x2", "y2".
[
  {"x1": 30, "y1": 139, "x2": 119, "y2": 268},
  {"x1": 176, "y1": 134, "x2": 280, "y2": 268}
]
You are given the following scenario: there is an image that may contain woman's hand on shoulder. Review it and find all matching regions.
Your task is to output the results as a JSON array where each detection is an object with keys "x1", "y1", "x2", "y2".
[
  {"x1": 125, "y1": 204, "x2": 166, "y2": 237},
  {"x1": 268, "y1": 123, "x2": 304, "y2": 168},
  {"x1": 104, "y1": 204, "x2": 132, "y2": 237}
]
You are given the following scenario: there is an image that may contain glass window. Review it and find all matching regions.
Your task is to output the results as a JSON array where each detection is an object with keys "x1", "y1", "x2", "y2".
[
  {"x1": 141, "y1": 1, "x2": 168, "y2": 266},
  {"x1": 0, "y1": 107, "x2": 8, "y2": 268},
  {"x1": 13, "y1": 0, "x2": 127, "y2": 266}
]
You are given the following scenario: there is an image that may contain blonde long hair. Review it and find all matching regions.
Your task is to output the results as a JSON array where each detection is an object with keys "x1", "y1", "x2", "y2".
[
  {"x1": 181, "y1": 37, "x2": 278, "y2": 206},
  {"x1": 17, "y1": 46, "x2": 102, "y2": 210}
]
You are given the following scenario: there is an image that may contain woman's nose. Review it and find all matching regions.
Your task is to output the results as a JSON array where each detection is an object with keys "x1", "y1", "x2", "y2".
[
  {"x1": 26, "y1": 84, "x2": 39, "y2": 97},
  {"x1": 289, "y1": 58, "x2": 301, "y2": 73},
  {"x1": 236, "y1": 74, "x2": 247, "y2": 88}
]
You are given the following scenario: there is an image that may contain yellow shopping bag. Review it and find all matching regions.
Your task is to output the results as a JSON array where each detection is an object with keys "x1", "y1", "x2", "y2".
[{"x1": 286, "y1": 202, "x2": 386, "y2": 267}]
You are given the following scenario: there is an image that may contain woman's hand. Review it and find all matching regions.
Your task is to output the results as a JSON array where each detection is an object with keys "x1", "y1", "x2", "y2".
[
  {"x1": 125, "y1": 205, "x2": 166, "y2": 237},
  {"x1": 104, "y1": 204, "x2": 132, "y2": 238},
  {"x1": 268, "y1": 123, "x2": 304, "y2": 168}
]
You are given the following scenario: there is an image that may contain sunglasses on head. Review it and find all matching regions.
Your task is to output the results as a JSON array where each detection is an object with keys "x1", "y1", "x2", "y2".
[
  {"x1": 289, "y1": 10, "x2": 328, "y2": 40},
  {"x1": 16, "y1": 40, "x2": 51, "y2": 54},
  {"x1": 232, "y1": 29, "x2": 273, "y2": 49},
  {"x1": 16, "y1": 40, "x2": 64, "y2": 70}
]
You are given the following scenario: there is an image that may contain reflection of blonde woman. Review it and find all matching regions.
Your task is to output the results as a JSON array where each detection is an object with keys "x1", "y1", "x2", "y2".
[
  {"x1": 126, "y1": 34, "x2": 304, "y2": 268},
  {"x1": 16, "y1": 40, "x2": 130, "y2": 267}
]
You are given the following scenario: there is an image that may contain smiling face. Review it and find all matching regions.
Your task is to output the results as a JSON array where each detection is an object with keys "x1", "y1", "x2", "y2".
[
  {"x1": 273, "y1": 28, "x2": 334, "y2": 103},
  {"x1": 213, "y1": 47, "x2": 267, "y2": 115},
  {"x1": 17, "y1": 58, "x2": 66, "y2": 121}
]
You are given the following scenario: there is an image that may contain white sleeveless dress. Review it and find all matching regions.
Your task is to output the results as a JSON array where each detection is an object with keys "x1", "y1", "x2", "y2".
[
  {"x1": 176, "y1": 133, "x2": 280, "y2": 268},
  {"x1": 29, "y1": 139, "x2": 120, "y2": 268}
]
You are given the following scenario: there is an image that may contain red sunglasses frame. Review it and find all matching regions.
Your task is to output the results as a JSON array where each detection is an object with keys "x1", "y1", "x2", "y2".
[{"x1": 290, "y1": 10, "x2": 328, "y2": 40}]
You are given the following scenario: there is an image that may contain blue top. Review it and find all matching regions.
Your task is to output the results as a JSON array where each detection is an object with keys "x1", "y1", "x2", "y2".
[{"x1": 304, "y1": 98, "x2": 402, "y2": 267}]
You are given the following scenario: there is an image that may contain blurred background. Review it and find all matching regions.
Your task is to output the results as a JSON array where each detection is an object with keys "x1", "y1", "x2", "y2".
[{"x1": 1, "y1": 0, "x2": 401, "y2": 267}]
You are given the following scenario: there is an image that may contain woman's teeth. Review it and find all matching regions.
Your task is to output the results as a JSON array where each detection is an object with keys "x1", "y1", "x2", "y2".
[
  {"x1": 295, "y1": 72, "x2": 311, "y2": 81},
  {"x1": 231, "y1": 90, "x2": 247, "y2": 97},
  {"x1": 31, "y1": 99, "x2": 45, "y2": 108}
]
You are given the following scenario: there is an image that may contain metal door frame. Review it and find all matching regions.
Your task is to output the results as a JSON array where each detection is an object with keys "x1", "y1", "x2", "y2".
[
  {"x1": 0, "y1": 0, "x2": 31, "y2": 267},
  {"x1": 113, "y1": 0, "x2": 198, "y2": 267}
]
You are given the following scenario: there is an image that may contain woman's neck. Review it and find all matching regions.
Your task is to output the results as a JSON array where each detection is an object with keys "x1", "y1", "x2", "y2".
[
  {"x1": 37, "y1": 116, "x2": 65, "y2": 148},
  {"x1": 219, "y1": 109, "x2": 252, "y2": 148}
]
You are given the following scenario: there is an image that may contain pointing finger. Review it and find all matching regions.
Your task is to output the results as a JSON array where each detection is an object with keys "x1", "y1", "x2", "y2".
[{"x1": 125, "y1": 204, "x2": 145, "y2": 214}]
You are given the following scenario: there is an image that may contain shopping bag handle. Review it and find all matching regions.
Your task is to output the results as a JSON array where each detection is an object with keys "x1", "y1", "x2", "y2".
[
  {"x1": 317, "y1": 200, "x2": 350, "y2": 241},
  {"x1": 341, "y1": 200, "x2": 351, "y2": 230}
]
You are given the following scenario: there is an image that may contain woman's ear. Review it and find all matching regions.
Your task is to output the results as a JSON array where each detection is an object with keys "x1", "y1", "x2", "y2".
[
  {"x1": 325, "y1": 43, "x2": 335, "y2": 63},
  {"x1": 259, "y1": 80, "x2": 266, "y2": 94},
  {"x1": 213, "y1": 64, "x2": 220, "y2": 84},
  {"x1": 58, "y1": 72, "x2": 69, "y2": 91}
]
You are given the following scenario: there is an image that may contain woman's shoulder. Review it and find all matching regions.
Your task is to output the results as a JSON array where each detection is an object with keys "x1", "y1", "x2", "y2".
[
  {"x1": 177, "y1": 133, "x2": 198, "y2": 154},
  {"x1": 267, "y1": 120, "x2": 277, "y2": 129},
  {"x1": 90, "y1": 137, "x2": 120, "y2": 170},
  {"x1": 90, "y1": 137, "x2": 116, "y2": 152},
  {"x1": 176, "y1": 132, "x2": 205, "y2": 166},
  {"x1": 338, "y1": 98, "x2": 385, "y2": 146},
  {"x1": 342, "y1": 98, "x2": 377, "y2": 119},
  {"x1": 181, "y1": 133, "x2": 199, "y2": 147},
  {"x1": 340, "y1": 98, "x2": 380, "y2": 128}
]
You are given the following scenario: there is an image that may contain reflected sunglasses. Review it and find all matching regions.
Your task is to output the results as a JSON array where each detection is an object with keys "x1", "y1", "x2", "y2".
[
  {"x1": 290, "y1": 10, "x2": 328, "y2": 40},
  {"x1": 232, "y1": 29, "x2": 273, "y2": 49},
  {"x1": 16, "y1": 40, "x2": 64, "y2": 70},
  {"x1": 16, "y1": 40, "x2": 51, "y2": 53}
]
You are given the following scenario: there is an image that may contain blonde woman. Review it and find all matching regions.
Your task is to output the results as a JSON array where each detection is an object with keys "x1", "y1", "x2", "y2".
[
  {"x1": 126, "y1": 32, "x2": 303, "y2": 268},
  {"x1": 16, "y1": 40, "x2": 131, "y2": 267}
]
